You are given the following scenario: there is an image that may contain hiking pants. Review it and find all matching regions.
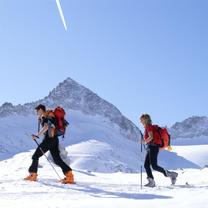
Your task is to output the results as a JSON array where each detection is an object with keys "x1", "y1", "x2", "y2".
[
  {"x1": 144, "y1": 145, "x2": 167, "y2": 179},
  {"x1": 29, "y1": 136, "x2": 72, "y2": 174}
]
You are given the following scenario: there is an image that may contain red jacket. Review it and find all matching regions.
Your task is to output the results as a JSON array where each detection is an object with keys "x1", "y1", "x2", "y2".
[{"x1": 144, "y1": 124, "x2": 162, "y2": 146}]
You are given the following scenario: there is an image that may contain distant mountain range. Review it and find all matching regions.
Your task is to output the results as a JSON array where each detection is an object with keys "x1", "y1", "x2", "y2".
[{"x1": 169, "y1": 116, "x2": 208, "y2": 139}]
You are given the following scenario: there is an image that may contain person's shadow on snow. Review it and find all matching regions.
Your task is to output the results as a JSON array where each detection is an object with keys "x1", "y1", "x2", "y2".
[{"x1": 39, "y1": 180, "x2": 172, "y2": 200}]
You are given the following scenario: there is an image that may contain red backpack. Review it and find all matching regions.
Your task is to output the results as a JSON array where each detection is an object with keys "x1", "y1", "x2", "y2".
[
  {"x1": 53, "y1": 107, "x2": 69, "y2": 137},
  {"x1": 153, "y1": 125, "x2": 172, "y2": 151}
]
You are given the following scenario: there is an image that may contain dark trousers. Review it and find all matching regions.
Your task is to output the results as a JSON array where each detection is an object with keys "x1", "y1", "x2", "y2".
[
  {"x1": 29, "y1": 136, "x2": 72, "y2": 174},
  {"x1": 144, "y1": 145, "x2": 167, "y2": 179}
]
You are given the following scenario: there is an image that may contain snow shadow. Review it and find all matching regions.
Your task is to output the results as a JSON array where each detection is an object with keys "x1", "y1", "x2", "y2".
[
  {"x1": 38, "y1": 180, "x2": 172, "y2": 200},
  {"x1": 74, "y1": 184, "x2": 172, "y2": 200},
  {"x1": 159, "y1": 150, "x2": 200, "y2": 169}
]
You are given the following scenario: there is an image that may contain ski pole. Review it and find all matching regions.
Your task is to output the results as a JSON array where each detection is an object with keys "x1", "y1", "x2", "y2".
[
  {"x1": 38, "y1": 119, "x2": 41, "y2": 132},
  {"x1": 32, "y1": 134, "x2": 62, "y2": 180},
  {"x1": 140, "y1": 130, "x2": 143, "y2": 189}
]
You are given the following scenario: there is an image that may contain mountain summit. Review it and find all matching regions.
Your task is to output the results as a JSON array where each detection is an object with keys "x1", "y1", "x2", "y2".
[{"x1": 0, "y1": 77, "x2": 140, "y2": 141}]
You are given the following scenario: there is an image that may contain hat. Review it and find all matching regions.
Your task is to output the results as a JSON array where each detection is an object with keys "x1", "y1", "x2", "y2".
[{"x1": 35, "y1": 104, "x2": 46, "y2": 112}]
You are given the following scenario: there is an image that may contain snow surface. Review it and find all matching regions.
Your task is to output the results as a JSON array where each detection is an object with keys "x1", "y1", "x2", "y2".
[
  {"x1": 0, "y1": 118, "x2": 207, "y2": 208},
  {"x1": 0, "y1": 78, "x2": 141, "y2": 142},
  {"x1": 171, "y1": 145, "x2": 208, "y2": 168},
  {"x1": 0, "y1": 111, "x2": 202, "y2": 172},
  {"x1": 0, "y1": 151, "x2": 208, "y2": 208},
  {"x1": 0, "y1": 87, "x2": 207, "y2": 207},
  {"x1": 1, "y1": 120, "x2": 207, "y2": 208},
  {"x1": 0, "y1": 111, "x2": 141, "y2": 172}
]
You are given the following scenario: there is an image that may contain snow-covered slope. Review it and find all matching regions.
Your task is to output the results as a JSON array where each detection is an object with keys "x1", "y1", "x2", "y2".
[
  {"x1": 170, "y1": 116, "x2": 208, "y2": 141},
  {"x1": 0, "y1": 79, "x2": 208, "y2": 207},
  {"x1": 167, "y1": 116, "x2": 208, "y2": 168},
  {"x1": 0, "y1": 78, "x2": 207, "y2": 173},
  {"x1": 0, "y1": 110, "x2": 202, "y2": 172},
  {"x1": 0, "y1": 111, "x2": 139, "y2": 172},
  {"x1": 0, "y1": 78, "x2": 140, "y2": 141},
  {"x1": 0, "y1": 152, "x2": 208, "y2": 208},
  {"x1": 0, "y1": 77, "x2": 142, "y2": 172},
  {"x1": 171, "y1": 145, "x2": 208, "y2": 168}
]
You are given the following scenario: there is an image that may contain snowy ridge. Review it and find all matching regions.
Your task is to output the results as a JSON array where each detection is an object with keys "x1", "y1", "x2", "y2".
[
  {"x1": 170, "y1": 116, "x2": 208, "y2": 140},
  {"x1": 1, "y1": 110, "x2": 205, "y2": 172},
  {"x1": 0, "y1": 78, "x2": 208, "y2": 207},
  {"x1": 0, "y1": 78, "x2": 140, "y2": 141},
  {"x1": 0, "y1": 77, "x2": 207, "y2": 172},
  {"x1": 0, "y1": 110, "x2": 141, "y2": 172}
]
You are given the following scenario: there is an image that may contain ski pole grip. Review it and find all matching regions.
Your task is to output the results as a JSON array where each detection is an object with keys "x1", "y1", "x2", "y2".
[{"x1": 32, "y1": 134, "x2": 39, "y2": 139}]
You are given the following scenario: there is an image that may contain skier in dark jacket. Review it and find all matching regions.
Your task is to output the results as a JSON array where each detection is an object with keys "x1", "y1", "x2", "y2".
[
  {"x1": 24, "y1": 104, "x2": 75, "y2": 184},
  {"x1": 140, "y1": 114, "x2": 178, "y2": 187}
]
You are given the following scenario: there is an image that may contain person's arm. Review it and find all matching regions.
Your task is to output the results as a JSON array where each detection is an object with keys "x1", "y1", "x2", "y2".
[
  {"x1": 145, "y1": 131, "x2": 154, "y2": 144},
  {"x1": 37, "y1": 124, "x2": 49, "y2": 136},
  {"x1": 32, "y1": 123, "x2": 49, "y2": 140}
]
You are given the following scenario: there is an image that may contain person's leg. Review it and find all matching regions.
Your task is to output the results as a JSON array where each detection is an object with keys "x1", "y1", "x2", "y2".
[
  {"x1": 49, "y1": 137, "x2": 72, "y2": 174},
  {"x1": 149, "y1": 146, "x2": 167, "y2": 176},
  {"x1": 28, "y1": 139, "x2": 50, "y2": 173},
  {"x1": 149, "y1": 146, "x2": 178, "y2": 185},
  {"x1": 144, "y1": 149, "x2": 154, "y2": 179},
  {"x1": 49, "y1": 137, "x2": 74, "y2": 184},
  {"x1": 144, "y1": 147, "x2": 155, "y2": 187},
  {"x1": 24, "y1": 138, "x2": 51, "y2": 181}
]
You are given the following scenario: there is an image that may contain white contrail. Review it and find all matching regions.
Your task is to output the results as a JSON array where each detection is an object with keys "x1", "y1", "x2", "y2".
[{"x1": 55, "y1": 0, "x2": 67, "y2": 31}]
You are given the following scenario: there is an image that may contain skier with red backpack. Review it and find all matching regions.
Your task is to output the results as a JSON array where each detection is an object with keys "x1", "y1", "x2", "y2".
[
  {"x1": 24, "y1": 104, "x2": 75, "y2": 184},
  {"x1": 140, "y1": 114, "x2": 178, "y2": 187}
]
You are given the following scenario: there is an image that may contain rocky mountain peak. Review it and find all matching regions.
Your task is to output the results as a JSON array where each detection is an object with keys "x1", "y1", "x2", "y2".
[
  {"x1": 170, "y1": 116, "x2": 208, "y2": 138},
  {"x1": 0, "y1": 77, "x2": 140, "y2": 141}
]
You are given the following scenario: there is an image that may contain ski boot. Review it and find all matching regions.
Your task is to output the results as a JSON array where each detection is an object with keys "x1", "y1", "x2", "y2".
[
  {"x1": 166, "y1": 170, "x2": 178, "y2": 185},
  {"x1": 60, "y1": 171, "x2": 75, "y2": 184},
  {"x1": 144, "y1": 177, "x2": 156, "y2": 187},
  {"x1": 24, "y1": 173, "x2": 38, "y2": 181}
]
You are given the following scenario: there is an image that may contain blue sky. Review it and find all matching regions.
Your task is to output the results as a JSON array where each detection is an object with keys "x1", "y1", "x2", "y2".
[{"x1": 0, "y1": 0, "x2": 207, "y2": 128}]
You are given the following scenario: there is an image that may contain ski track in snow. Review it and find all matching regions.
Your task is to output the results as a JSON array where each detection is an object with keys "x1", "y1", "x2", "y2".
[{"x1": 0, "y1": 151, "x2": 208, "y2": 208}]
